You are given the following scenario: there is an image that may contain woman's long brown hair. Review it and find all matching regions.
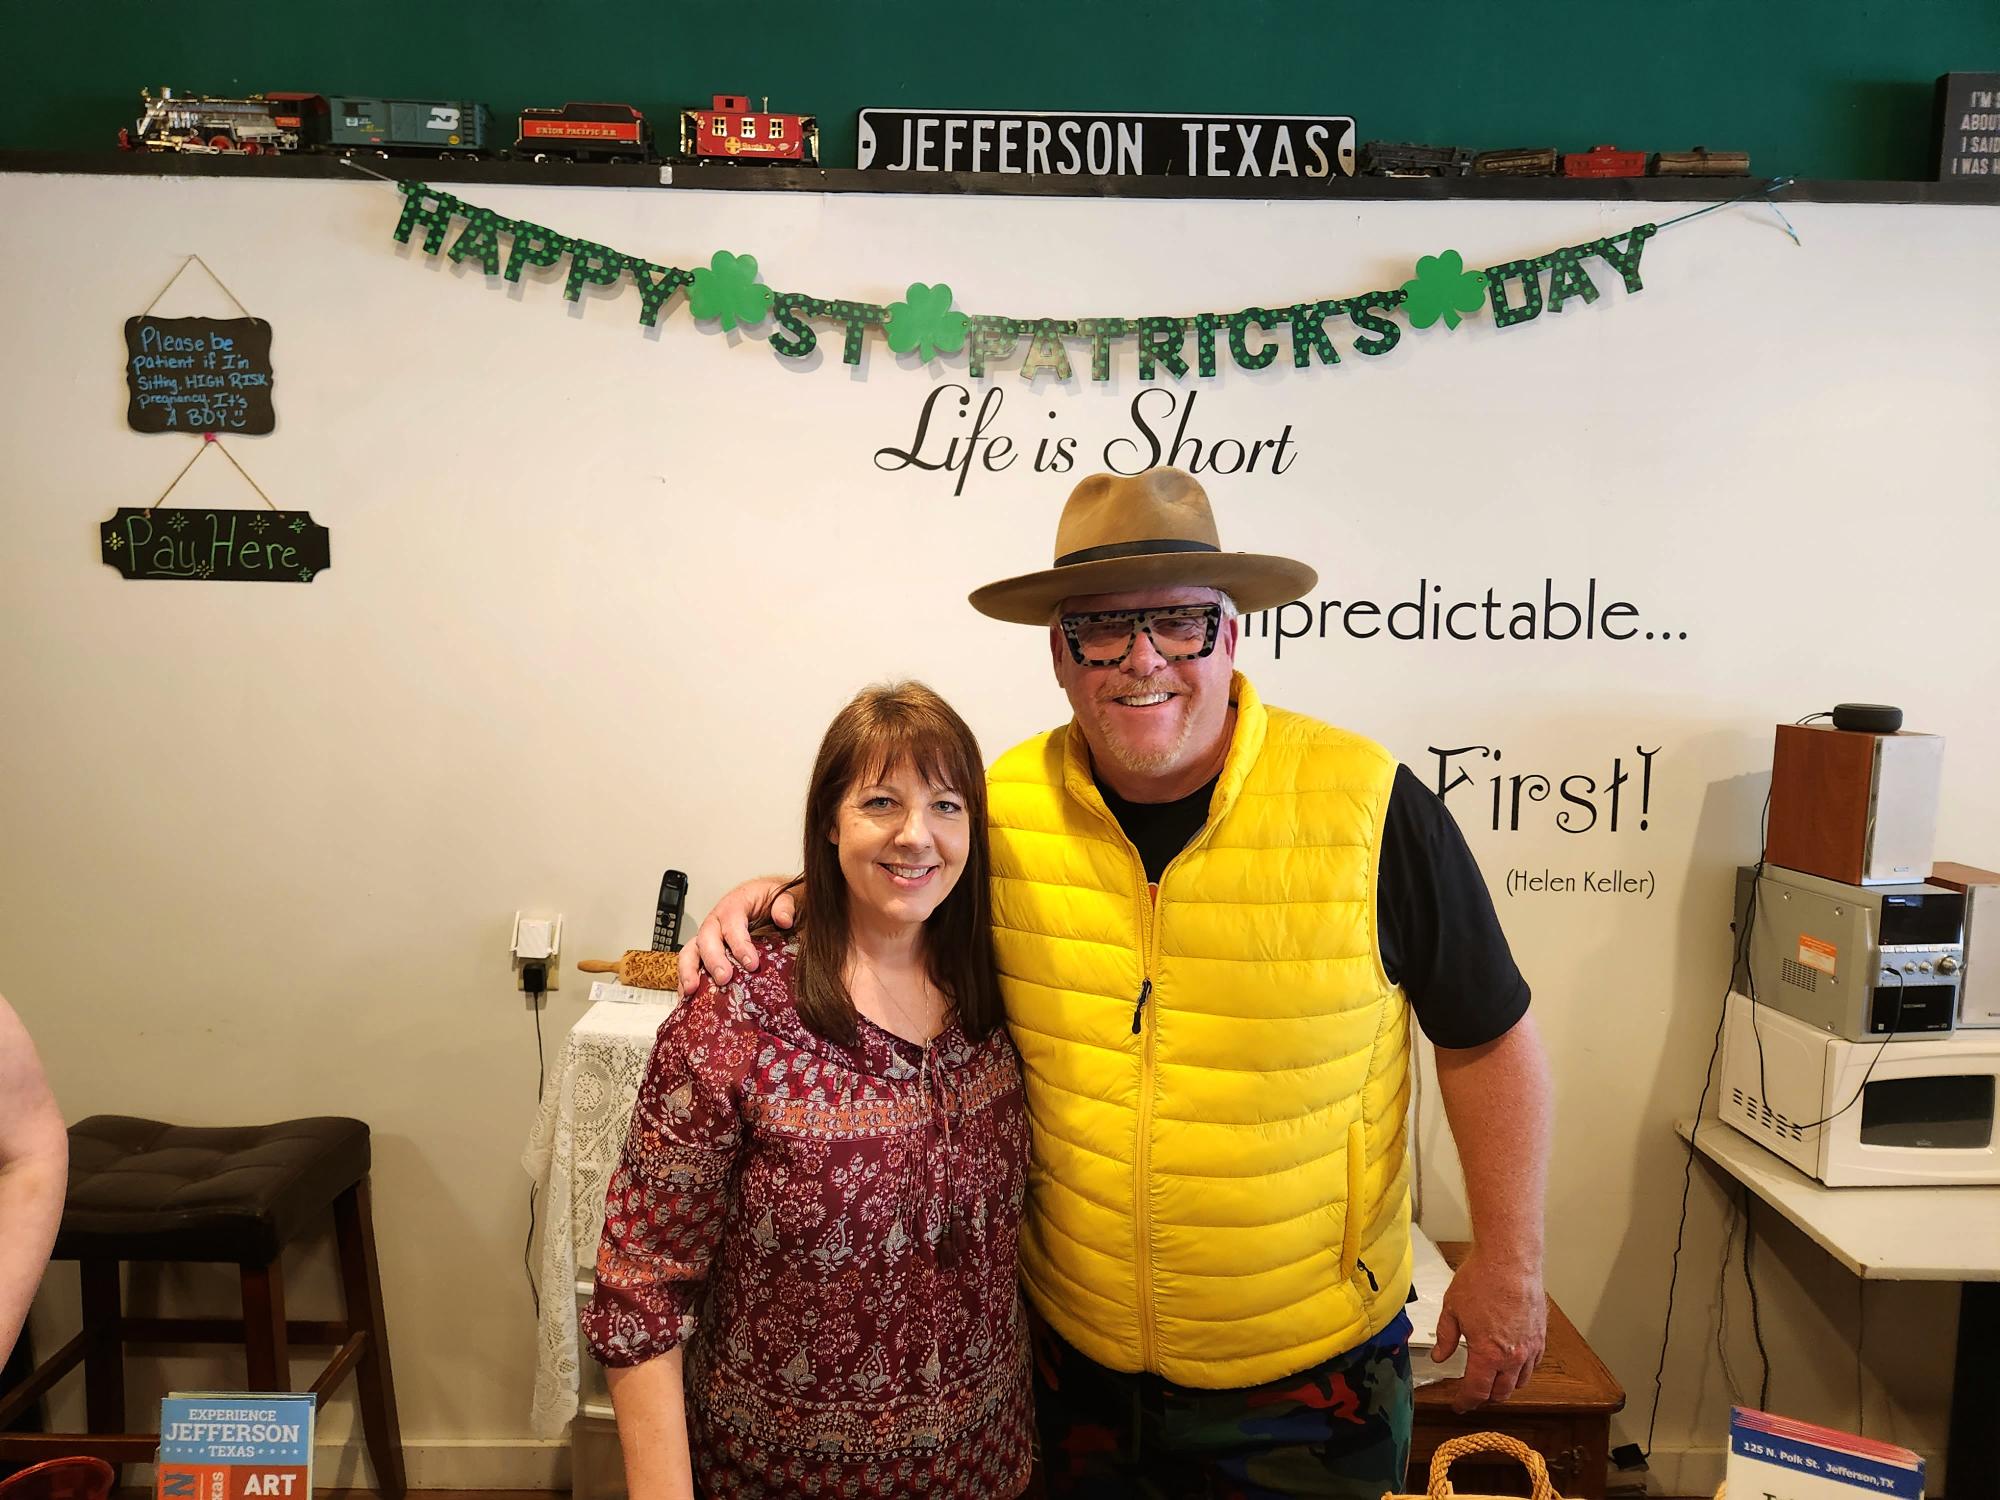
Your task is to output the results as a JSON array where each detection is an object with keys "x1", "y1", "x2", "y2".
[{"x1": 754, "y1": 682, "x2": 1001, "y2": 1045}]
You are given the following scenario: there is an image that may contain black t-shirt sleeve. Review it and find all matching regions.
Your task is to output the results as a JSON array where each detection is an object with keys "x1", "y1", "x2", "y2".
[{"x1": 1378, "y1": 764, "x2": 1531, "y2": 1048}]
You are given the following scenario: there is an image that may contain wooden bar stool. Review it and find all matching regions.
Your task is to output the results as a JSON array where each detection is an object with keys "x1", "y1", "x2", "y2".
[{"x1": 0, "y1": 1117, "x2": 405, "y2": 1500}]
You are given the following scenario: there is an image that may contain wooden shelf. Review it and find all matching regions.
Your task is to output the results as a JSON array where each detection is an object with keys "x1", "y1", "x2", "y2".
[{"x1": 5, "y1": 149, "x2": 1998, "y2": 205}]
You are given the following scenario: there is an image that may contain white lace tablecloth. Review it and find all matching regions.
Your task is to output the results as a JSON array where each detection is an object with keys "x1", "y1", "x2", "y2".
[{"x1": 522, "y1": 989, "x2": 677, "y2": 1437}]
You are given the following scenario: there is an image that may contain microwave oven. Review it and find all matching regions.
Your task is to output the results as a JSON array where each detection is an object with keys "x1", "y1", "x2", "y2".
[{"x1": 1719, "y1": 992, "x2": 2000, "y2": 1186}]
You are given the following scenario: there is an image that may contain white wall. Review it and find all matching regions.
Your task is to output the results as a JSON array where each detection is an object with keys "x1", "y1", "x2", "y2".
[{"x1": 2, "y1": 170, "x2": 1994, "y2": 1492}]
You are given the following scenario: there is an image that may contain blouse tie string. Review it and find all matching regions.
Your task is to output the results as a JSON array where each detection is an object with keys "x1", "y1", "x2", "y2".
[{"x1": 919, "y1": 1038, "x2": 965, "y2": 1267}]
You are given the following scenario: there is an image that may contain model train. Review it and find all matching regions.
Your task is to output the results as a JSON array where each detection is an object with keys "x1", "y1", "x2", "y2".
[
  {"x1": 1360, "y1": 140, "x2": 1749, "y2": 178},
  {"x1": 119, "y1": 88, "x2": 819, "y2": 166}
]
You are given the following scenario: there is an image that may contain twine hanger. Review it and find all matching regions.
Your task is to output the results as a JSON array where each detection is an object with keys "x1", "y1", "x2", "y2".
[
  {"x1": 141, "y1": 254, "x2": 254, "y2": 318},
  {"x1": 146, "y1": 433, "x2": 280, "y2": 516}
]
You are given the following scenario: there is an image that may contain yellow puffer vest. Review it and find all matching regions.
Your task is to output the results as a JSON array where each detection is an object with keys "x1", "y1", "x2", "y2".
[{"x1": 987, "y1": 673, "x2": 1413, "y2": 1388}]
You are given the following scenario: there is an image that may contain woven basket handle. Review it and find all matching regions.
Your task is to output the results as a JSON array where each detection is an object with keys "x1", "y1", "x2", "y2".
[{"x1": 1425, "y1": 1431, "x2": 1558, "y2": 1500}]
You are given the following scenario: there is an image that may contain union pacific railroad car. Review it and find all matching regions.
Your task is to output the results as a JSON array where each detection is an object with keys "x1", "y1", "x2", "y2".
[
  {"x1": 679, "y1": 94, "x2": 819, "y2": 164},
  {"x1": 514, "y1": 102, "x2": 654, "y2": 163}
]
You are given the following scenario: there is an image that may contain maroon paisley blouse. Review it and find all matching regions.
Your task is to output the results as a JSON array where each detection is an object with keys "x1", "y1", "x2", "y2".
[{"x1": 581, "y1": 938, "x2": 1034, "y2": 1499}]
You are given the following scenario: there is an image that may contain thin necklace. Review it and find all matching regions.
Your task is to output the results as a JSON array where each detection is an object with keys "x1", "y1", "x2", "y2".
[{"x1": 852, "y1": 954, "x2": 941, "y2": 1045}]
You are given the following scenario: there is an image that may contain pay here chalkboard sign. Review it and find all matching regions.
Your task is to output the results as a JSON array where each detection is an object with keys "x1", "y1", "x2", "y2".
[
  {"x1": 124, "y1": 317, "x2": 276, "y2": 433},
  {"x1": 101, "y1": 508, "x2": 330, "y2": 583}
]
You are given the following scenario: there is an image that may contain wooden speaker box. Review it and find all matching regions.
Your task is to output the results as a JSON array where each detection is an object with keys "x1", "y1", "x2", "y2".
[{"x1": 1766, "y1": 723, "x2": 1943, "y2": 885}]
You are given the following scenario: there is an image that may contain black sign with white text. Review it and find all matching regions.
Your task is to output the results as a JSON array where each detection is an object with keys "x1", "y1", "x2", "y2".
[
  {"x1": 1936, "y1": 72, "x2": 2000, "y2": 183},
  {"x1": 857, "y1": 109, "x2": 1356, "y2": 180}
]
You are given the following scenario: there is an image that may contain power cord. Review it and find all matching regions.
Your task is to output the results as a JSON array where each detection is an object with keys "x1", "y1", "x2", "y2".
[
  {"x1": 1856, "y1": 1275, "x2": 1867, "y2": 1436},
  {"x1": 1726, "y1": 971, "x2": 1904, "y2": 1428},
  {"x1": 1742, "y1": 1185, "x2": 1769, "y2": 1409},
  {"x1": 1634, "y1": 709, "x2": 1829, "y2": 1463},
  {"x1": 522, "y1": 960, "x2": 548, "y2": 1319},
  {"x1": 1714, "y1": 1185, "x2": 1748, "y2": 1403},
  {"x1": 1783, "y1": 969, "x2": 1905, "y2": 1132},
  {"x1": 1629, "y1": 708, "x2": 1916, "y2": 1473},
  {"x1": 1635, "y1": 788, "x2": 1770, "y2": 1461}
]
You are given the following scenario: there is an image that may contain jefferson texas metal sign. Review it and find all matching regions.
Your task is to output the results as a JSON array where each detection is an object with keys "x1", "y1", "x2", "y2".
[{"x1": 857, "y1": 109, "x2": 1357, "y2": 181}]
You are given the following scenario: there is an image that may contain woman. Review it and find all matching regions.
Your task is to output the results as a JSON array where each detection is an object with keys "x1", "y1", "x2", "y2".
[{"x1": 581, "y1": 682, "x2": 1032, "y2": 1500}]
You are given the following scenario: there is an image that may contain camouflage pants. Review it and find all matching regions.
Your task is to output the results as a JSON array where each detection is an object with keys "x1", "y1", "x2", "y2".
[{"x1": 1033, "y1": 1326, "x2": 1413, "y2": 1500}]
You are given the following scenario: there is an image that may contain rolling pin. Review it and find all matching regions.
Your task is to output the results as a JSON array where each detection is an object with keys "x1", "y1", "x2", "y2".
[{"x1": 578, "y1": 949, "x2": 680, "y2": 991}]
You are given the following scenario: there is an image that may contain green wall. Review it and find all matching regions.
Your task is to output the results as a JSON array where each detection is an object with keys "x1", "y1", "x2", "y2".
[{"x1": 4, "y1": 0, "x2": 1995, "y2": 180}]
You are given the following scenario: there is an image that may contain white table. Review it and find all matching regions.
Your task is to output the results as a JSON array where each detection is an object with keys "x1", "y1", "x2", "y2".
[
  {"x1": 1676, "y1": 1117, "x2": 2000, "y2": 1495},
  {"x1": 523, "y1": 990, "x2": 678, "y2": 1437}
]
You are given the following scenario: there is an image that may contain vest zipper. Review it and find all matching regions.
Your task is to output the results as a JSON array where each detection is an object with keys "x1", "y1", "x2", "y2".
[
  {"x1": 1131, "y1": 864, "x2": 1160, "y2": 1372},
  {"x1": 1078, "y1": 733, "x2": 1235, "y2": 1378},
  {"x1": 1131, "y1": 829, "x2": 1217, "y2": 1375}
]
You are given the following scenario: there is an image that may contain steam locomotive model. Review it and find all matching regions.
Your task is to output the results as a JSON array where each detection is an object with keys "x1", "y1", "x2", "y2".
[
  {"x1": 118, "y1": 87, "x2": 817, "y2": 166},
  {"x1": 122, "y1": 89, "x2": 305, "y2": 154}
]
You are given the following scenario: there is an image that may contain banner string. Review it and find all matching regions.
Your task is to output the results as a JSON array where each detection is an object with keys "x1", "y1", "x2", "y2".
[
  {"x1": 141, "y1": 254, "x2": 255, "y2": 318},
  {"x1": 147, "y1": 434, "x2": 281, "y2": 515},
  {"x1": 337, "y1": 157, "x2": 402, "y2": 187},
  {"x1": 1655, "y1": 176, "x2": 1801, "y2": 244}
]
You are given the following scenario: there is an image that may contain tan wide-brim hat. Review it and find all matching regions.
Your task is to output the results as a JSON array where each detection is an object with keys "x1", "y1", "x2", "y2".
[{"x1": 968, "y1": 468, "x2": 1318, "y2": 625}]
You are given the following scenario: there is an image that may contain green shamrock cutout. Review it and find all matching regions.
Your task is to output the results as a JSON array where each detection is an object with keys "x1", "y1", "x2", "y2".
[
  {"x1": 883, "y1": 283, "x2": 968, "y2": 362},
  {"x1": 688, "y1": 251, "x2": 773, "y2": 331},
  {"x1": 1400, "y1": 250, "x2": 1488, "y2": 330}
]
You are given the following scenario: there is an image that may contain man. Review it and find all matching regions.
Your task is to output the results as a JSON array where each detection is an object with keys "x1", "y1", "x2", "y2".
[
  {"x1": 0, "y1": 994, "x2": 67, "y2": 1366},
  {"x1": 683, "y1": 468, "x2": 1551, "y2": 1498}
]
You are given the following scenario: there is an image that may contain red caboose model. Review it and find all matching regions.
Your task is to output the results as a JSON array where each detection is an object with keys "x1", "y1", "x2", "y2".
[
  {"x1": 1562, "y1": 143, "x2": 1648, "y2": 178},
  {"x1": 678, "y1": 94, "x2": 819, "y2": 164}
]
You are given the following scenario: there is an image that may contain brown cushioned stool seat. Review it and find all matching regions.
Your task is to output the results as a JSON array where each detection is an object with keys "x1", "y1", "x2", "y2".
[
  {"x1": 58, "y1": 1116, "x2": 371, "y2": 1264},
  {"x1": 0, "y1": 1116, "x2": 405, "y2": 1499}
]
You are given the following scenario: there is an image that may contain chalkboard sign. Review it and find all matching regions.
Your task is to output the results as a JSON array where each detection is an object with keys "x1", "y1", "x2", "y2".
[
  {"x1": 100, "y1": 508, "x2": 330, "y2": 583},
  {"x1": 123, "y1": 317, "x2": 276, "y2": 434},
  {"x1": 1936, "y1": 72, "x2": 2000, "y2": 183}
]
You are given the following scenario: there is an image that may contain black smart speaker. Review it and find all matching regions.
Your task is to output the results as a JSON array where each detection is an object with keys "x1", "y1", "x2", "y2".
[{"x1": 1831, "y1": 703, "x2": 1904, "y2": 734}]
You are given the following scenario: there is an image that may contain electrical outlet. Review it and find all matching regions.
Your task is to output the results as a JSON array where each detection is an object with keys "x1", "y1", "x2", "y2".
[{"x1": 512, "y1": 911, "x2": 563, "y2": 991}]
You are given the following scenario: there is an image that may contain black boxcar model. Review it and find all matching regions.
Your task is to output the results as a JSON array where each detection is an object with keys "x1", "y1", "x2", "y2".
[{"x1": 315, "y1": 95, "x2": 495, "y2": 156}]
